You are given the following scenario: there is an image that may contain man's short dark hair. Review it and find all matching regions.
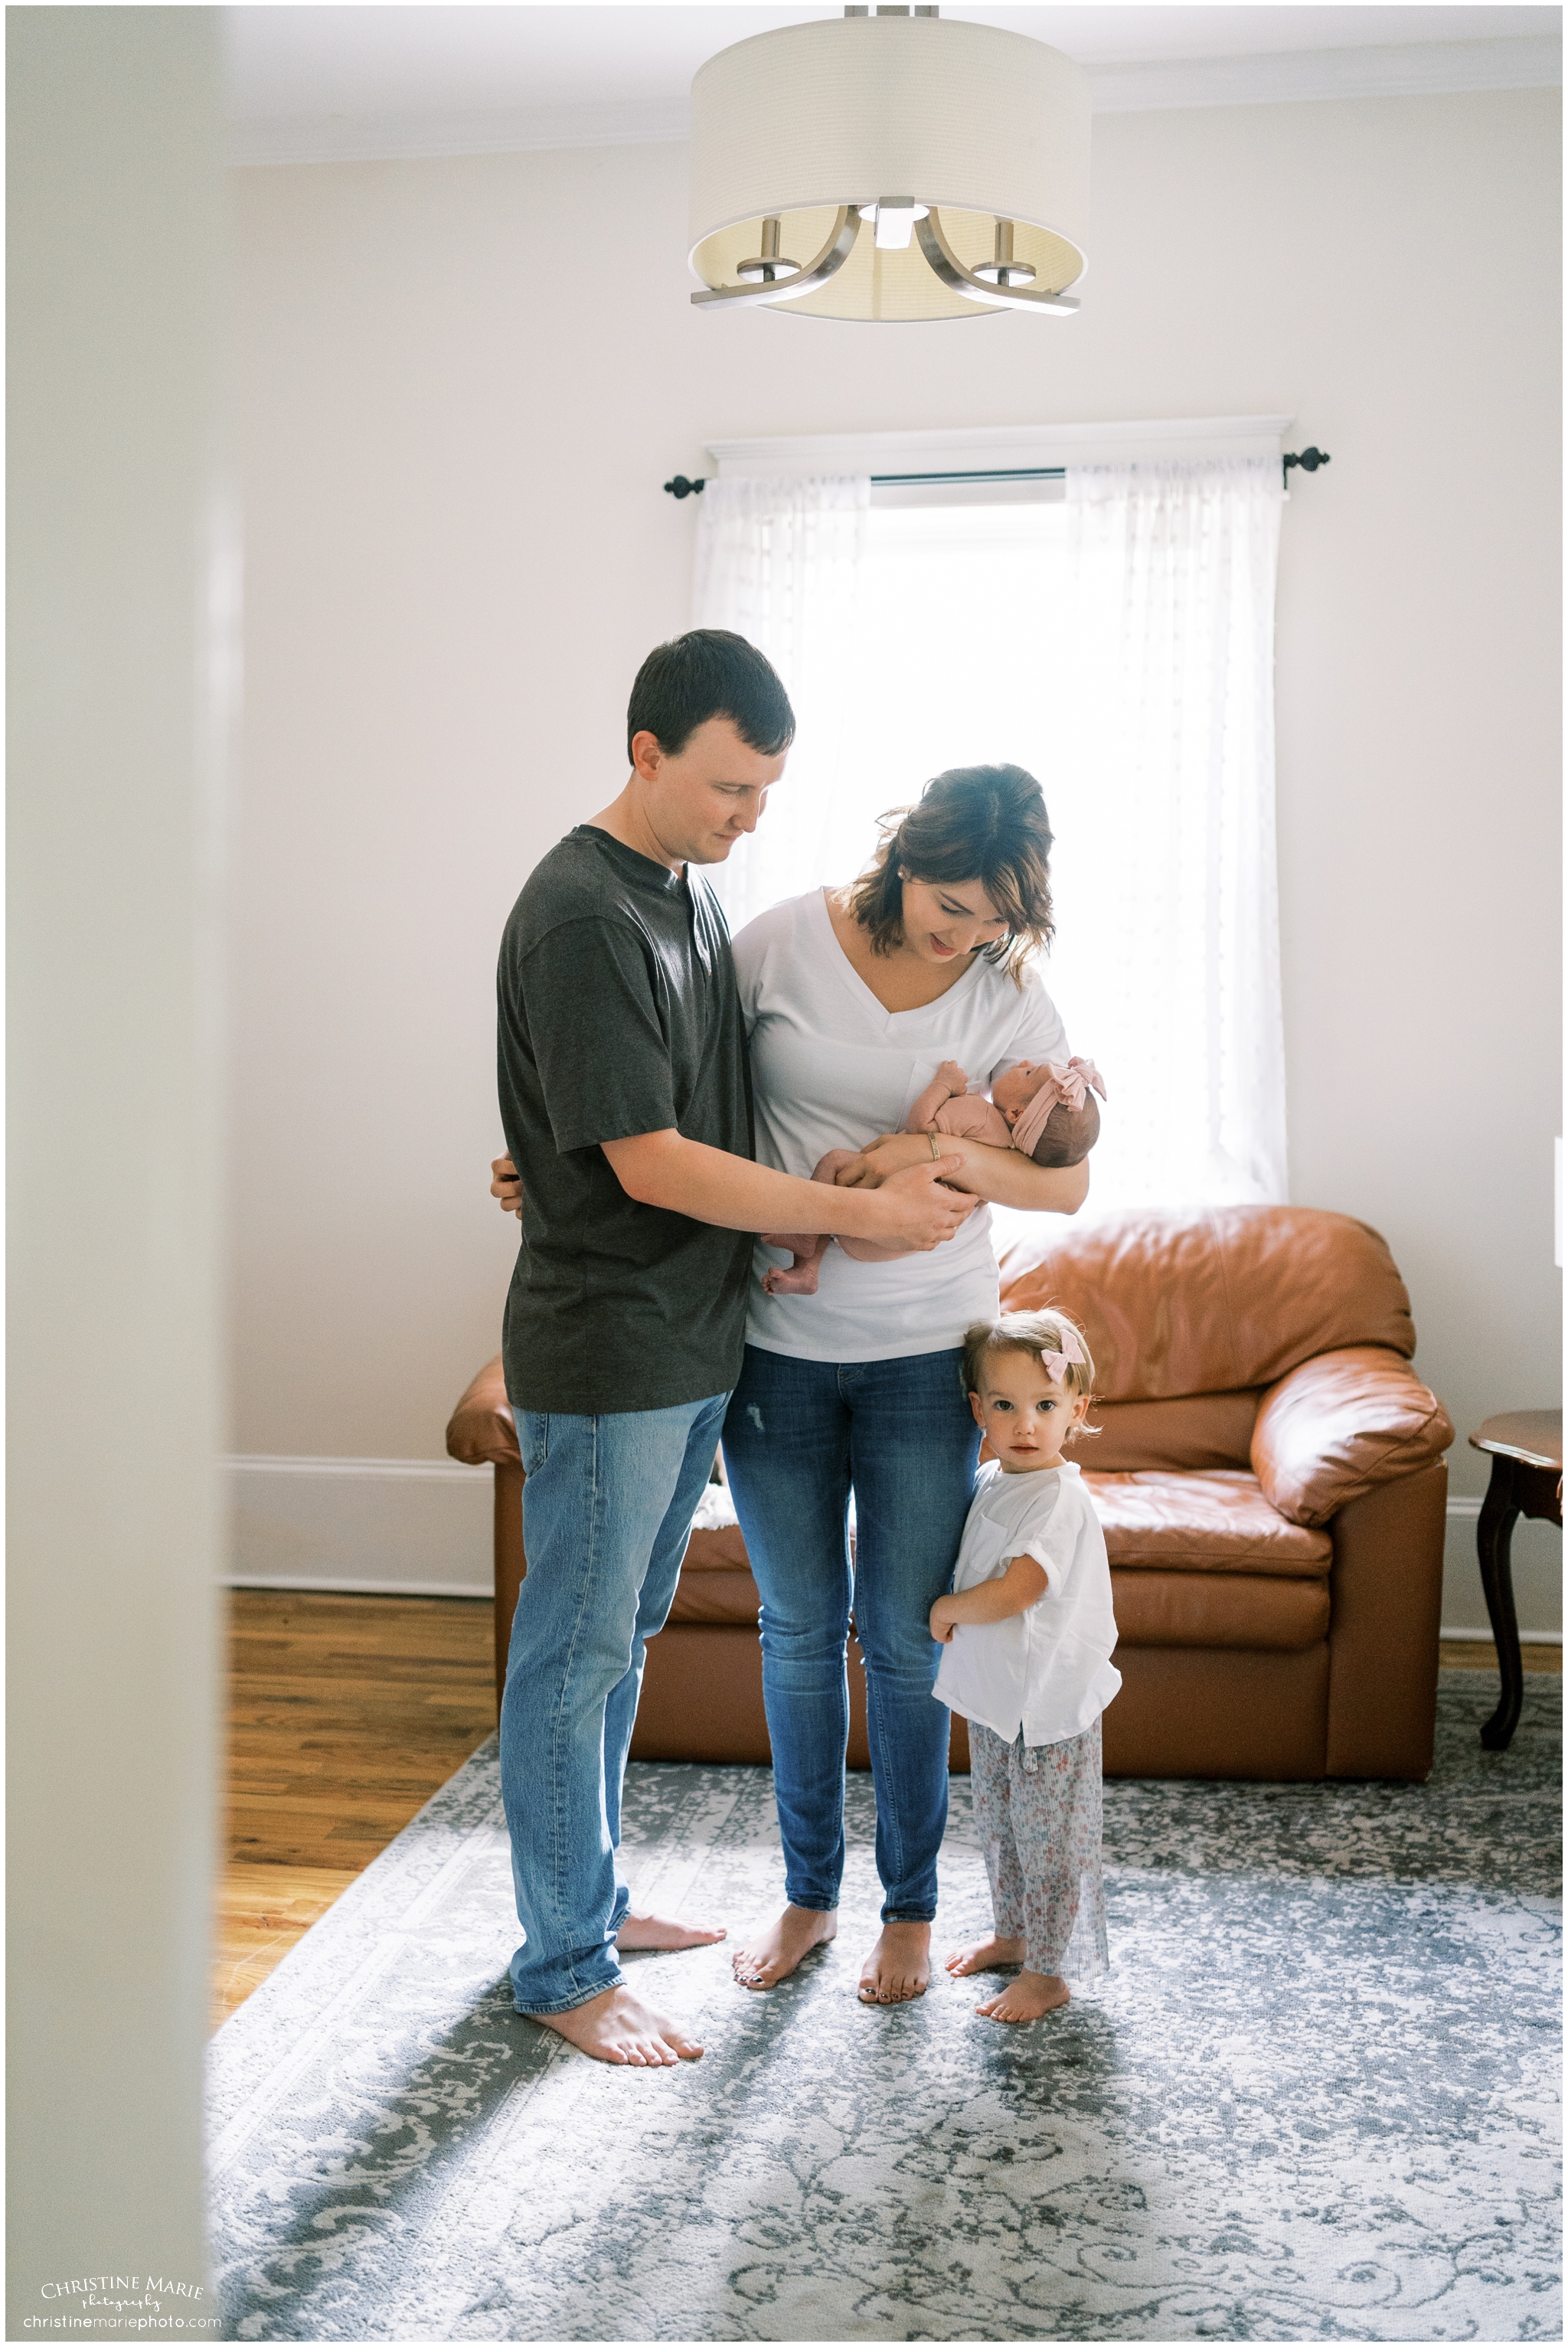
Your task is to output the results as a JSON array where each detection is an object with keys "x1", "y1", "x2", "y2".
[{"x1": 626, "y1": 629, "x2": 795, "y2": 764}]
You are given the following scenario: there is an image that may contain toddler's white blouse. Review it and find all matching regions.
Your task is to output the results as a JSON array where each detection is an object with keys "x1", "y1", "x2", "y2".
[{"x1": 934, "y1": 1459, "x2": 1121, "y2": 1748}]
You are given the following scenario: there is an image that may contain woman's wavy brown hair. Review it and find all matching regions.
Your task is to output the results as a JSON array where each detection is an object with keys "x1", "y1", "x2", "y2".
[{"x1": 846, "y1": 763, "x2": 1054, "y2": 984}]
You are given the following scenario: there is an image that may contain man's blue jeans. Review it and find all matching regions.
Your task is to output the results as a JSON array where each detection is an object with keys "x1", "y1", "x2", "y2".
[
  {"x1": 500, "y1": 1390, "x2": 730, "y2": 2016},
  {"x1": 720, "y1": 1344, "x2": 980, "y2": 1925}
]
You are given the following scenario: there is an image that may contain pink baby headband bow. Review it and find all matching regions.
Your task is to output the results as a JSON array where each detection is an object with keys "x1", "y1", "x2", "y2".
[{"x1": 1040, "y1": 1329, "x2": 1087, "y2": 1385}]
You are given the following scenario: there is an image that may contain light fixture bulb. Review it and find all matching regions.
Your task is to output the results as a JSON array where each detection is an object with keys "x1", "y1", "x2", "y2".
[{"x1": 872, "y1": 199, "x2": 926, "y2": 250}]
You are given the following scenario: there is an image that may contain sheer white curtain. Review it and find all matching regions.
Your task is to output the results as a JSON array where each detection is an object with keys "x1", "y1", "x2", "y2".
[
  {"x1": 1060, "y1": 456, "x2": 1287, "y2": 1205},
  {"x1": 691, "y1": 455, "x2": 1288, "y2": 1211},
  {"x1": 692, "y1": 476, "x2": 870, "y2": 935}
]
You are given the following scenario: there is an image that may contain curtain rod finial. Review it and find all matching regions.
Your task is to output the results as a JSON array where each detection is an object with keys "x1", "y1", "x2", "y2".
[{"x1": 663, "y1": 475, "x2": 707, "y2": 499}]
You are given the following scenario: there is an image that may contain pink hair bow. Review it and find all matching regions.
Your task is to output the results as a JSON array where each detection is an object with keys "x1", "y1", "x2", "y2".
[
  {"x1": 1040, "y1": 1327, "x2": 1087, "y2": 1384},
  {"x1": 1047, "y1": 1057, "x2": 1108, "y2": 1114}
]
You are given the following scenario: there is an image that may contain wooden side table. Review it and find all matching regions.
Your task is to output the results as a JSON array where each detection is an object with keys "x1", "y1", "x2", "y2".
[{"x1": 1468, "y1": 1409, "x2": 1563, "y2": 1750}]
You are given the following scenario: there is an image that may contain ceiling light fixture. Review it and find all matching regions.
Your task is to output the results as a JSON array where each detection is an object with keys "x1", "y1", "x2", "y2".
[{"x1": 687, "y1": 5, "x2": 1089, "y2": 323}]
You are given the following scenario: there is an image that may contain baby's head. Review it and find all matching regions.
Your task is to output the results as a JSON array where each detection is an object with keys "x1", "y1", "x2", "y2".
[
  {"x1": 991, "y1": 1061, "x2": 1101, "y2": 1169},
  {"x1": 961, "y1": 1309, "x2": 1099, "y2": 1469}
]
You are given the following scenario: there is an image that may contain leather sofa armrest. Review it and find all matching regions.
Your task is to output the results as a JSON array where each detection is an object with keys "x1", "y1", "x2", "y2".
[
  {"x1": 446, "y1": 1352, "x2": 521, "y2": 1470},
  {"x1": 1252, "y1": 1345, "x2": 1453, "y2": 1527}
]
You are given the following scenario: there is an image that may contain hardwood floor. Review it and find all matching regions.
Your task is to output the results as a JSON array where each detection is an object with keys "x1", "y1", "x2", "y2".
[
  {"x1": 214, "y1": 1588, "x2": 1561, "y2": 2030},
  {"x1": 1437, "y1": 1639, "x2": 1562, "y2": 1675},
  {"x1": 216, "y1": 1588, "x2": 494, "y2": 2029}
]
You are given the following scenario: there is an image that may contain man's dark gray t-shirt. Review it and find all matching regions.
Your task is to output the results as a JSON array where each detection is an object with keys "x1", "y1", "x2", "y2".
[{"x1": 498, "y1": 826, "x2": 754, "y2": 1416}]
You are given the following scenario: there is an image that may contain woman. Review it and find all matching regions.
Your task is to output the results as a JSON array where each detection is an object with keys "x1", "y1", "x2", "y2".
[{"x1": 722, "y1": 763, "x2": 1088, "y2": 2006}]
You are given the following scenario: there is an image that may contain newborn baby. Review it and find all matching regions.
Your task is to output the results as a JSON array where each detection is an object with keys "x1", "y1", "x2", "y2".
[{"x1": 762, "y1": 1055, "x2": 1106, "y2": 1297}]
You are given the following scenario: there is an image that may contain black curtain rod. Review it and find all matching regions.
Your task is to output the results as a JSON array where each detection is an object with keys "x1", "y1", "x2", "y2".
[{"x1": 663, "y1": 447, "x2": 1330, "y2": 498}]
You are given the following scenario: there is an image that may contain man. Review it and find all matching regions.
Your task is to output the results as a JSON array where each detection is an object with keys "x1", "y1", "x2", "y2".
[{"x1": 496, "y1": 629, "x2": 974, "y2": 2068}]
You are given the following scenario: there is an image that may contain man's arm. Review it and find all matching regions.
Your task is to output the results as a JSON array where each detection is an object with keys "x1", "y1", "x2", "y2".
[
  {"x1": 833, "y1": 1129, "x2": 1091, "y2": 1214},
  {"x1": 929, "y1": 1554, "x2": 1050, "y2": 1642},
  {"x1": 601, "y1": 1129, "x2": 977, "y2": 1253}
]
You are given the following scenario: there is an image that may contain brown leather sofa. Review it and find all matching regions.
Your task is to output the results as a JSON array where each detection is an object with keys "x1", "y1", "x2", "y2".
[{"x1": 448, "y1": 1206, "x2": 1455, "y2": 1782}]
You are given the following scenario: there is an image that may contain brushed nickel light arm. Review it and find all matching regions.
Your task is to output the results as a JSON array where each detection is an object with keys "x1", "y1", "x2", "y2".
[
  {"x1": 916, "y1": 208, "x2": 1080, "y2": 315},
  {"x1": 691, "y1": 205, "x2": 864, "y2": 311}
]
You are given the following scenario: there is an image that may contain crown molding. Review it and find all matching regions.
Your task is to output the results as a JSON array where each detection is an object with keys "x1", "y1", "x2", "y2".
[
  {"x1": 1091, "y1": 32, "x2": 1560, "y2": 113},
  {"x1": 227, "y1": 35, "x2": 1559, "y2": 167},
  {"x1": 227, "y1": 94, "x2": 691, "y2": 169}
]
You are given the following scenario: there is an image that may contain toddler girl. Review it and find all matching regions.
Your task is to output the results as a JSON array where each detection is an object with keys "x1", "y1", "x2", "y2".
[
  {"x1": 930, "y1": 1309, "x2": 1120, "y2": 2023},
  {"x1": 761, "y1": 1056, "x2": 1106, "y2": 1296}
]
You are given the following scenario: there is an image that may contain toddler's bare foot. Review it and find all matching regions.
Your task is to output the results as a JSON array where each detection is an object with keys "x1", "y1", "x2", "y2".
[
  {"x1": 975, "y1": 1969, "x2": 1070, "y2": 2025},
  {"x1": 858, "y1": 1920, "x2": 931, "y2": 2004},
  {"x1": 732, "y1": 1904, "x2": 837, "y2": 1989},
  {"x1": 945, "y1": 1933, "x2": 1025, "y2": 1978},
  {"x1": 617, "y1": 1908, "x2": 726, "y2": 1951},
  {"x1": 527, "y1": 1983, "x2": 703, "y2": 2065}
]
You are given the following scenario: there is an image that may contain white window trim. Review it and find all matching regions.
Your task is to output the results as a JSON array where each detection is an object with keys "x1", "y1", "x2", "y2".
[{"x1": 705, "y1": 414, "x2": 1294, "y2": 481}]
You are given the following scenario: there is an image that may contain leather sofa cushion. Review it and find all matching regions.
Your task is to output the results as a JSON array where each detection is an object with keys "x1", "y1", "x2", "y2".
[
  {"x1": 1084, "y1": 1469, "x2": 1332, "y2": 1577},
  {"x1": 668, "y1": 1524, "x2": 759, "y2": 1623},
  {"x1": 667, "y1": 1554, "x2": 1331, "y2": 1647},
  {"x1": 999, "y1": 1205, "x2": 1416, "y2": 1401},
  {"x1": 1111, "y1": 1569, "x2": 1329, "y2": 1651},
  {"x1": 445, "y1": 1353, "x2": 520, "y2": 1469},
  {"x1": 669, "y1": 1568, "x2": 762, "y2": 1625},
  {"x1": 1252, "y1": 1347, "x2": 1455, "y2": 1526},
  {"x1": 680, "y1": 1524, "x2": 751, "y2": 1573},
  {"x1": 668, "y1": 1477, "x2": 1328, "y2": 1626},
  {"x1": 1081, "y1": 1391, "x2": 1257, "y2": 1472}
]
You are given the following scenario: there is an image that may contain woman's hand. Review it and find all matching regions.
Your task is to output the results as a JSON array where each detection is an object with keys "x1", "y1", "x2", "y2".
[
  {"x1": 491, "y1": 1155, "x2": 523, "y2": 1217},
  {"x1": 900, "y1": 1130, "x2": 1091, "y2": 1215}
]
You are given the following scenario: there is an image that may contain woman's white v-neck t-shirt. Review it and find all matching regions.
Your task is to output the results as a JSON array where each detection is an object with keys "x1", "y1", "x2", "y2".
[{"x1": 730, "y1": 889, "x2": 1070, "y2": 1362}]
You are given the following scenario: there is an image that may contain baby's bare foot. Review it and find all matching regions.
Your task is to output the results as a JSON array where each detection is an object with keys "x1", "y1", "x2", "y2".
[
  {"x1": 526, "y1": 1984, "x2": 703, "y2": 2065},
  {"x1": 617, "y1": 1908, "x2": 725, "y2": 1951},
  {"x1": 858, "y1": 1920, "x2": 931, "y2": 2004},
  {"x1": 945, "y1": 1933, "x2": 1026, "y2": 1978},
  {"x1": 975, "y1": 1969, "x2": 1070, "y2": 2025},
  {"x1": 732, "y1": 1904, "x2": 837, "y2": 1989},
  {"x1": 762, "y1": 1264, "x2": 819, "y2": 1296}
]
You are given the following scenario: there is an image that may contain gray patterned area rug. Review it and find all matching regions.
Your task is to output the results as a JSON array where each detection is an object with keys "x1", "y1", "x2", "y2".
[{"x1": 208, "y1": 1674, "x2": 1560, "y2": 2344}]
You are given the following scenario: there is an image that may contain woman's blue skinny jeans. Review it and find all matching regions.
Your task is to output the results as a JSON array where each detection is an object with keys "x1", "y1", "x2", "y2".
[{"x1": 720, "y1": 1342, "x2": 979, "y2": 1924}]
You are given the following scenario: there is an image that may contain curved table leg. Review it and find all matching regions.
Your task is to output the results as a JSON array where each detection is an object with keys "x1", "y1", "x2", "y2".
[{"x1": 1476, "y1": 1456, "x2": 1524, "y2": 1751}]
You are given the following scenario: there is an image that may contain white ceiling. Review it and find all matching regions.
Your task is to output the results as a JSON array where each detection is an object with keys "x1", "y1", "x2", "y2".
[{"x1": 225, "y1": 3, "x2": 1562, "y2": 164}]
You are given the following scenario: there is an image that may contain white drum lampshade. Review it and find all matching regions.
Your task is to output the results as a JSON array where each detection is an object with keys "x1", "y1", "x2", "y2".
[{"x1": 688, "y1": 8, "x2": 1089, "y2": 322}]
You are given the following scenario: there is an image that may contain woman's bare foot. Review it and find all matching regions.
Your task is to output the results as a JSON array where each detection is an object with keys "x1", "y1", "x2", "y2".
[
  {"x1": 945, "y1": 1933, "x2": 1025, "y2": 1978},
  {"x1": 617, "y1": 1909, "x2": 726, "y2": 1950},
  {"x1": 975, "y1": 1969, "x2": 1070, "y2": 2024},
  {"x1": 731, "y1": 1904, "x2": 837, "y2": 1989},
  {"x1": 858, "y1": 1920, "x2": 931, "y2": 2004},
  {"x1": 527, "y1": 1984, "x2": 704, "y2": 2065}
]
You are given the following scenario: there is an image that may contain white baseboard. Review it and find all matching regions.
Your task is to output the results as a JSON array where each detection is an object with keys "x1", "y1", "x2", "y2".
[
  {"x1": 225, "y1": 1455, "x2": 493, "y2": 1597},
  {"x1": 223, "y1": 1461, "x2": 1561, "y2": 1633}
]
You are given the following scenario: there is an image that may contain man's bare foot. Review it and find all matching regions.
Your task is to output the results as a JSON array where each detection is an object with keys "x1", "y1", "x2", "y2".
[
  {"x1": 945, "y1": 1933, "x2": 1025, "y2": 1978},
  {"x1": 525, "y1": 1984, "x2": 703, "y2": 2066},
  {"x1": 617, "y1": 1909, "x2": 726, "y2": 1951},
  {"x1": 975, "y1": 1969, "x2": 1070, "y2": 2024},
  {"x1": 858, "y1": 1920, "x2": 931, "y2": 2004},
  {"x1": 731, "y1": 1904, "x2": 837, "y2": 1989}
]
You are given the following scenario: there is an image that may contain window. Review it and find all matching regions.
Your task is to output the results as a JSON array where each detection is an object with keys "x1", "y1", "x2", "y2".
[{"x1": 697, "y1": 430, "x2": 1289, "y2": 1209}]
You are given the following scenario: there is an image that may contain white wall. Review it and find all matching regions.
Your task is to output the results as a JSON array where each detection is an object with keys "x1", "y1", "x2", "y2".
[
  {"x1": 231, "y1": 88, "x2": 1561, "y2": 1632},
  {"x1": 8, "y1": 11, "x2": 224, "y2": 2330}
]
